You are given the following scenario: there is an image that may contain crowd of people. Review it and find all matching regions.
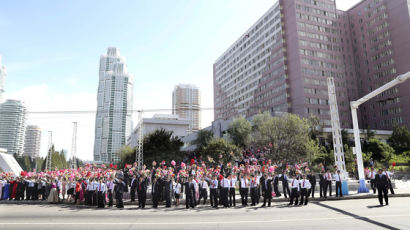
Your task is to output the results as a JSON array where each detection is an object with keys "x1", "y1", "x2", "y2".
[{"x1": 0, "y1": 158, "x2": 395, "y2": 209}]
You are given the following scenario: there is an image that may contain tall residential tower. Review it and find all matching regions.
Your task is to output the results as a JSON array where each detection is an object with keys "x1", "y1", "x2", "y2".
[
  {"x1": 23, "y1": 125, "x2": 41, "y2": 157},
  {"x1": 0, "y1": 100, "x2": 27, "y2": 156},
  {"x1": 93, "y1": 47, "x2": 133, "y2": 162},
  {"x1": 172, "y1": 84, "x2": 201, "y2": 133}
]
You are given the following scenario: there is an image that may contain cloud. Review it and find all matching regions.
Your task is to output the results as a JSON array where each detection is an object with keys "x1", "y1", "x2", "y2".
[{"x1": 6, "y1": 84, "x2": 96, "y2": 160}]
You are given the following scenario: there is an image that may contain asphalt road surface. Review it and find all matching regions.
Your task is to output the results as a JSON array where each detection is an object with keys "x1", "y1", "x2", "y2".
[{"x1": 1, "y1": 197, "x2": 409, "y2": 230}]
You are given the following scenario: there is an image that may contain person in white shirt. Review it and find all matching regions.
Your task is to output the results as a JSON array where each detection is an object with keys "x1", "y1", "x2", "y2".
[
  {"x1": 239, "y1": 174, "x2": 249, "y2": 206},
  {"x1": 209, "y1": 175, "x2": 219, "y2": 208},
  {"x1": 324, "y1": 169, "x2": 333, "y2": 198},
  {"x1": 91, "y1": 178, "x2": 98, "y2": 206},
  {"x1": 173, "y1": 179, "x2": 182, "y2": 207},
  {"x1": 383, "y1": 168, "x2": 395, "y2": 194},
  {"x1": 288, "y1": 175, "x2": 300, "y2": 206},
  {"x1": 220, "y1": 175, "x2": 230, "y2": 208},
  {"x1": 334, "y1": 170, "x2": 343, "y2": 197},
  {"x1": 97, "y1": 178, "x2": 107, "y2": 208},
  {"x1": 250, "y1": 174, "x2": 259, "y2": 206},
  {"x1": 106, "y1": 178, "x2": 115, "y2": 207},
  {"x1": 198, "y1": 177, "x2": 209, "y2": 205},
  {"x1": 299, "y1": 174, "x2": 312, "y2": 205},
  {"x1": 228, "y1": 175, "x2": 237, "y2": 207},
  {"x1": 367, "y1": 167, "x2": 377, "y2": 194}
]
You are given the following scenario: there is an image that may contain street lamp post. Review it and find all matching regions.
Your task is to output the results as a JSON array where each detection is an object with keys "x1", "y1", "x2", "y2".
[{"x1": 351, "y1": 71, "x2": 410, "y2": 193}]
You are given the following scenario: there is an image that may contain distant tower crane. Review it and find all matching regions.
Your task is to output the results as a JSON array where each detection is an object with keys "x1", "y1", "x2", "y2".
[{"x1": 45, "y1": 131, "x2": 53, "y2": 171}]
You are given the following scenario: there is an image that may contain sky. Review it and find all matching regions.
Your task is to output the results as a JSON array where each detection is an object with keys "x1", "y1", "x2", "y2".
[{"x1": 0, "y1": 0, "x2": 361, "y2": 160}]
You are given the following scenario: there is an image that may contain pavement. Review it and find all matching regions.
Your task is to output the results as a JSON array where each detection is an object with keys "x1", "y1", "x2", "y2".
[{"x1": 1, "y1": 197, "x2": 410, "y2": 230}]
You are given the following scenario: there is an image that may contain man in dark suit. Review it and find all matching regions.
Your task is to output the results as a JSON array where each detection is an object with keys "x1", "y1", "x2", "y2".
[
  {"x1": 280, "y1": 172, "x2": 290, "y2": 199},
  {"x1": 375, "y1": 169, "x2": 389, "y2": 206},
  {"x1": 184, "y1": 176, "x2": 195, "y2": 209},
  {"x1": 308, "y1": 172, "x2": 316, "y2": 198},
  {"x1": 319, "y1": 172, "x2": 325, "y2": 198},
  {"x1": 152, "y1": 177, "x2": 163, "y2": 208},
  {"x1": 130, "y1": 174, "x2": 137, "y2": 202},
  {"x1": 163, "y1": 176, "x2": 173, "y2": 208},
  {"x1": 137, "y1": 176, "x2": 147, "y2": 208},
  {"x1": 114, "y1": 178, "x2": 125, "y2": 208},
  {"x1": 261, "y1": 175, "x2": 273, "y2": 207},
  {"x1": 273, "y1": 173, "x2": 281, "y2": 197}
]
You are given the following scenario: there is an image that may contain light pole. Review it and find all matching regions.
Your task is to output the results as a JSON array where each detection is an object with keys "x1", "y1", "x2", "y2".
[{"x1": 351, "y1": 71, "x2": 410, "y2": 193}]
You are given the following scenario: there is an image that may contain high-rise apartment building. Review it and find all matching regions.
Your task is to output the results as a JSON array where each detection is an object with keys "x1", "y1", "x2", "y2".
[
  {"x1": 23, "y1": 125, "x2": 41, "y2": 158},
  {"x1": 342, "y1": 0, "x2": 410, "y2": 130},
  {"x1": 0, "y1": 100, "x2": 27, "y2": 156},
  {"x1": 93, "y1": 47, "x2": 133, "y2": 163},
  {"x1": 172, "y1": 84, "x2": 200, "y2": 133},
  {"x1": 0, "y1": 56, "x2": 6, "y2": 103},
  {"x1": 214, "y1": 0, "x2": 410, "y2": 129}
]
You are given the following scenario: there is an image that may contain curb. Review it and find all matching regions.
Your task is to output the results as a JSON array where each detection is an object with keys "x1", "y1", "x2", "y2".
[{"x1": 1, "y1": 194, "x2": 409, "y2": 206}]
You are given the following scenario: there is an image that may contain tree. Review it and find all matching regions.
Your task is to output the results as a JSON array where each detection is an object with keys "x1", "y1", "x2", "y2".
[
  {"x1": 119, "y1": 145, "x2": 136, "y2": 168},
  {"x1": 307, "y1": 115, "x2": 322, "y2": 140},
  {"x1": 202, "y1": 138, "x2": 241, "y2": 164},
  {"x1": 142, "y1": 129, "x2": 184, "y2": 166},
  {"x1": 252, "y1": 113, "x2": 312, "y2": 162},
  {"x1": 365, "y1": 138, "x2": 395, "y2": 163},
  {"x1": 388, "y1": 125, "x2": 410, "y2": 154},
  {"x1": 193, "y1": 129, "x2": 213, "y2": 152},
  {"x1": 228, "y1": 116, "x2": 252, "y2": 148}
]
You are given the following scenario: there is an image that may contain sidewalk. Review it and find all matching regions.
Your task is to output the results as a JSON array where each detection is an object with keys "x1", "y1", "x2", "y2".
[{"x1": 1, "y1": 185, "x2": 409, "y2": 206}]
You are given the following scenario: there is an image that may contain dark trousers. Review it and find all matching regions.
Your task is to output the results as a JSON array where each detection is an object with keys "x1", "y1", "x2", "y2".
[
  {"x1": 282, "y1": 184, "x2": 290, "y2": 198},
  {"x1": 210, "y1": 189, "x2": 218, "y2": 207},
  {"x1": 92, "y1": 191, "x2": 97, "y2": 206},
  {"x1": 138, "y1": 191, "x2": 146, "y2": 208},
  {"x1": 74, "y1": 191, "x2": 80, "y2": 204},
  {"x1": 319, "y1": 182, "x2": 324, "y2": 197},
  {"x1": 250, "y1": 187, "x2": 258, "y2": 205},
  {"x1": 323, "y1": 181, "x2": 332, "y2": 197},
  {"x1": 335, "y1": 181, "x2": 343, "y2": 197},
  {"x1": 198, "y1": 189, "x2": 207, "y2": 205},
  {"x1": 220, "y1": 188, "x2": 229, "y2": 207},
  {"x1": 387, "y1": 179, "x2": 394, "y2": 194},
  {"x1": 97, "y1": 191, "x2": 105, "y2": 208},
  {"x1": 85, "y1": 190, "x2": 91, "y2": 205},
  {"x1": 289, "y1": 188, "x2": 299, "y2": 205},
  {"x1": 116, "y1": 194, "x2": 123, "y2": 208},
  {"x1": 377, "y1": 187, "x2": 388, "y2": 205},
  {"x1": 370, "y1": 179, "x2": 376, "y2": 193},
  {"x1": 152, "y1": 192, "x2": 160, "y2": 208},
  {"x1": 41, "y1": 187, "x2": 46, "y2": 200},
  {"x1": 310, "y1": 184, "x2": 316, "y2": 198},
  {"x1": 240, "y1": 188, "x2": 248, "y2": 206},
  {"x1": 26, "y1": 187, "x2": 32, "y2": 200},
  {"x1": 185, "y1": 194, "x2": 194, "y2": 208},
  {"x1": 108, "y1": 190, "x2": 113, "y2": 207},
  {"x1": 130, "y1": 188, "x2": 136, "y2": 201},
  {"x1": 299, "y1": 188, "x2": 308, "y2": 205},
  {"x1": 228, "y1": 188, "x2": 235, "y2": 206},
  {"x1": 263, "y1": 193, "x2": 272, "y2": 207}
]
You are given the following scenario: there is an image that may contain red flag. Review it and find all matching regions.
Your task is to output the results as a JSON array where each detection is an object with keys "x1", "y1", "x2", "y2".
[
  {"x1": 109, "y1": 163, "x2": 113, "y2": 169},
  {"x1": 114, "y1": 165, "x2": 117, "y2": 169}
]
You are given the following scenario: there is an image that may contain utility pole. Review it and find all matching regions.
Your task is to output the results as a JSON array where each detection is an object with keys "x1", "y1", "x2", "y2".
[
  {"x1": 351, "y1": 71, "x2": 410, "y2": 193},
  {"x1": 45, "y1": 131, "x2": 53, "y2": 171},
  {"x1": 327, "y1": 77, "x2": 346, "y2": 176},
  {"x1": 136, "y1": 110, "x2": 143, "y2": 170},
  {"x1": 70, "y1": 122, "x2": 78, "y2": 169}
]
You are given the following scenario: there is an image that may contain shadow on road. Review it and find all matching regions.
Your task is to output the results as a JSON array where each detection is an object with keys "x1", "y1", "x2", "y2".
[{"x1": 313, "y1": 202, "x2": 399, "y2": 230}]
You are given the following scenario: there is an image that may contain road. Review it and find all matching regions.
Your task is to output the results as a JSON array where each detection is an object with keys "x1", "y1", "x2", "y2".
[{"x1": 0, "y1": 197, "x2": 409, "y2": 230}]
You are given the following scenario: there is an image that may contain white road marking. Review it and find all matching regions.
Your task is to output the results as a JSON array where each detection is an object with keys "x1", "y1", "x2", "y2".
[{"x1": 0, "y1": 214, "x2": 409, "y2": 225}]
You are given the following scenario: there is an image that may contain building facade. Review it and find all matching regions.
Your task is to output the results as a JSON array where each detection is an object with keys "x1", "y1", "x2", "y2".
[
  {"x1": 172, "y1": 84, "x2": 200, "y2": 133},
  {"x1": 0, "y1": 56, "x2": 6, "y2": 103},
  {"x1": 213, "y1": 0, "x2": 410, "y2": 130},
  {"x1": 93, "y1": 47, "x2": 133, "y2": 163},
  {"x1": 0, "y1": 100, "x2": 27, "y2": 156},
  {"x1": 344, "y1": 0, "x2": 410, "y2": 130},
  {"x1": 23, "y1": 125, "x2": 41, "y2": 158},
  {"x1": 127, "y1": 114, "x2": 190, "y2": 148}
]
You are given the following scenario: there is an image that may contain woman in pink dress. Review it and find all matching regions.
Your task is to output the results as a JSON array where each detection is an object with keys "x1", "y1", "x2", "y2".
[{"x1": 61, "y1": 178, "x2": 67, "y2": 201}]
